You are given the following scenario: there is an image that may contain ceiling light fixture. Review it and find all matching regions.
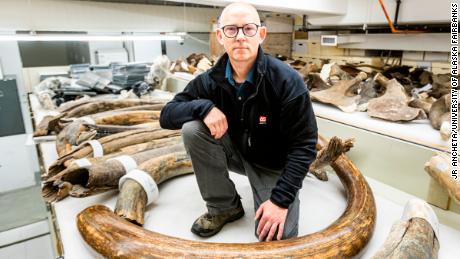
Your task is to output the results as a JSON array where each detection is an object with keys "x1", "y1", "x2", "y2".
[{"x1": 0, "y1": 33, "x2": 185, "y2": 42}]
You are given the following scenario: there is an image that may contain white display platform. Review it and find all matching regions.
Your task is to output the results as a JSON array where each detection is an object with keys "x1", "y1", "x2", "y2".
[
  {"x1": 29, "y1": 94, "x2": 460, "y2": 258},
  {"x1": 52, "y1": 173, "x2": 460, "y2": 259}
]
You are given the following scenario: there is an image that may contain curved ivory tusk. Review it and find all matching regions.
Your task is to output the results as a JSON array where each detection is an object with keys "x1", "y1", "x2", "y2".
[{"x1": 76, "y1": 137, "x2": 376, "y2": 258}]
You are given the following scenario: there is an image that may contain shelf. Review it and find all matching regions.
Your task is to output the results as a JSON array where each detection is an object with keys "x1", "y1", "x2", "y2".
[{"x1": 313, "y1": 102, "x2": 449, "y2": 153}]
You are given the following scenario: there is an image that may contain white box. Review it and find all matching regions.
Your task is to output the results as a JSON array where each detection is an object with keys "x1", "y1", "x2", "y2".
[
  {"x1": 349, "y1": 49, "x2": 366, "y2": 57},
  {"x1": 424, "y1": 52, "x2": 449, "y2": 62},
  {"x1": 402, "y1": 51, "x2": 424, "y2": 61},
  {"x1": 292, "y1": 40, "x2": 308, "y2": 55}
]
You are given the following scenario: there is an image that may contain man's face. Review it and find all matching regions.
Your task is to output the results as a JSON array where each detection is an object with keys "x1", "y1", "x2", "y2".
[{"x1": 216, "y1": 6, "x2": 266, "y2": 62}]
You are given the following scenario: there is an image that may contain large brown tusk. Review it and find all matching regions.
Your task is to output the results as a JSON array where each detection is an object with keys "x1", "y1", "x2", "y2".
[
  {"x1": 115, "y1": 152, "x2": 192, "y2": 225},
  {"x1": 76, "y1": 138, "x2": 376, "y2": 258},
  {"x1": 65, "y1": 99, "x2": 164, "y2": 118},
  {"x1": 49, "y1": 128, "x2": 180, "y2": 177},
  {"x1": 309, "y1": 136, "x2": 354, "y2": 181}
]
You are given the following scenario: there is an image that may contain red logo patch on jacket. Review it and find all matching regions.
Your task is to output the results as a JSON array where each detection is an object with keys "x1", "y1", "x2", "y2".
[{"x1": 259, "y1": 115, "x2": 267, "y2": 125}]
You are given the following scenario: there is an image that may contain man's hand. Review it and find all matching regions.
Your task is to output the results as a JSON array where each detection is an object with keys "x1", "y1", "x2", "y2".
[
  {"x1": 255, "y1": 200, "x2": 288, "y2": 241},
  {"x1": 203, "y1": 107, "x2": 228, "y2": 139}
]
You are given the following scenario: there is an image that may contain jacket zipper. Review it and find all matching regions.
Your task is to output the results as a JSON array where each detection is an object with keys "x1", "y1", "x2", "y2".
[{"x1": 241, "y1": 73, "x2": 264, "y2": 148}]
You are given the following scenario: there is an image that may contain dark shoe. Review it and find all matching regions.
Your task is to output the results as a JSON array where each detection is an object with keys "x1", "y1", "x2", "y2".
[{"x1": 191, "y1": 203, "x2": 244, "y2": 237}]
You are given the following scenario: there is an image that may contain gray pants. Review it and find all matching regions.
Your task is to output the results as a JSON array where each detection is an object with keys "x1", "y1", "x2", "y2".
[{"x1": 182, "y1": 120, "x2": 299, "y2": 239}]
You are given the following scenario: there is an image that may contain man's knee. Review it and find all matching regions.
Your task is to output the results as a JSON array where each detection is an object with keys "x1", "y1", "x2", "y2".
[{"x1": 181, "y1": 120, "x2": 209, "y2": 145}]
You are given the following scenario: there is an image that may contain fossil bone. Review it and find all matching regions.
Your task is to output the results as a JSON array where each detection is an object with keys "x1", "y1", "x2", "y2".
[
  {"x1": 372, "y1": 199, "x2": 439, "y2": 259},
  {"x1": 429, "y1": 94, "x2": 451, "y2": 140},
  {"x1": 76, "y1": 135, "x2": 376, "y2": 258},
  {"x1": 34, "y1": 99, "x2": 164, "y2": 136},
  {"x1": 42, "y1": 143, "x2": 185, "y2": 202},
  {"x1": 48, "y1": 128, "x2": 180, "y2": 177},
  {"x1": 115, "y1": 151, "x2": 192, "y2": 225},
  {"x1": 367, "y1": 73, "x2": 426, "y2": 122},
  {"x1": 308, "y1": 136, "x2": 354, "y2": 181},
  {"x1": 425, "y1": 153, "x2": 460, "y2": 205},
  {"x1": 55, "y1": 111, "x2": 162, "y2": 156},
  {"x1": 310, "y1": 72, "x2": 367, "y2": 112},
  {"x1": 305, "y1": 73, "x2": 331, "y2": 92}
]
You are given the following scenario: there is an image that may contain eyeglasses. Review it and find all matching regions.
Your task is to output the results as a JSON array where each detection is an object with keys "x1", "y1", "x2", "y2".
[{"x1": 221, "y1": 23, "x2": 260, "y2": 38}]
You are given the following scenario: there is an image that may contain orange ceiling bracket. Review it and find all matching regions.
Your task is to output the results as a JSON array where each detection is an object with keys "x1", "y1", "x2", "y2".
[{"x1": 377, "y1": 0, "x2": 425, "y2": 33}]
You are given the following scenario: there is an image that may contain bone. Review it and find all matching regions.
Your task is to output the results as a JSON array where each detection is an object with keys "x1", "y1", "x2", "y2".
[
  {"x1": 42, "y1": 143, "x2": 186, "y2": 202},
  {"x1": 34, "y1": 99, "x2": 164, "y2": 137},
  {"x1": 55, "y1": 111, "x2": 162, "y2": 156},
  {"x1": 372, "y1": 199, "x2": 439, "y2": 259},
  {"x1": 115, "y1": 152, "x2": 193, "y2": 225},
  {"x1": 33, "y1": 113, "x2": 67, "y2": 137},
  {"x1": 297, "y1": 63, "x2": 319, "y2": 81},
  {"x1": 66, "y1": 99, "x2": 163, "y2": 118},
  {"x1": 309, "y1": 136, "x2": 354, "y2": 181},
  {"x1": 429, "y1": 94, "x2": 451, "y2": 140},
  {"x1": 367, "y1": 73, "x2": 426, "y2": 122},
  {"x1": 425, "y1": 153, "x2": 460, "y2": 205},
  {"x1": 48, "y1": 128, "x2": 180, "y2": 177},
  {"x1": 430, "y1": 74, "x2": 451, "y2": 99},
  {"x1": 56, "y1": 97, "x2": 92, "y2": 113},
  {"x1": 329, "y1": 64, "x2": 354, "y2": 84},
  {"x1": 357, "y1": 77, "x2": 384, "y2": 111},
  {"x1": 408, "y1": 98, "x2": 433, "y2": 115},
  {"x1": 310, "y1": 72, "x2": 367, "y2": 112},
  {"x1": 76, "y1": 135, "x2": 376, "y2": 258}
]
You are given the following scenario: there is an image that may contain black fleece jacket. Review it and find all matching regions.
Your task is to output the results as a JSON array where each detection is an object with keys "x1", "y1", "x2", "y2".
[{"x1": 160, "y1": 47, "x2": 318, "y2": 208}]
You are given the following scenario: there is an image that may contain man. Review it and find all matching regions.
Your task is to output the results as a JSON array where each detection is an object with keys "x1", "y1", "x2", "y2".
[{"x1": 159, "y1": 2, "x2": 317, "y2": 242}]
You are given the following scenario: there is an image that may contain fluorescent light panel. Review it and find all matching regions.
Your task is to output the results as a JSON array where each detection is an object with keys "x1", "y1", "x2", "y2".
[{"x1": 0, "y1": 34, "x2": 184, "y2": 42}]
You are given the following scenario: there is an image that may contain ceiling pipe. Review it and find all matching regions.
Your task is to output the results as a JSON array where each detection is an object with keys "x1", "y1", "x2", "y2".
[
  {"x1": 394, "y1": 0, "x2": 402, "y2": 27},
  {"x1": 377, "y1": 0, "x2": 424, "y2": 33}
]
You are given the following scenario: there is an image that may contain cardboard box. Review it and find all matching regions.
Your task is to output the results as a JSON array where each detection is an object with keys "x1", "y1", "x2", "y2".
[
  {"x1": 294, "y1": 31, "x2": 308, "y2": 39},
  {"x1": 321, "y1": 46, "x2": 345, "y2": 56},
  {"x1": 308, "y1": 41, "x2": 321, "y2": 56}
]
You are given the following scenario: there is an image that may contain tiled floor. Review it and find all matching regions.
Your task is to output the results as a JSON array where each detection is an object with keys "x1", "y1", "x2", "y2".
[
  {"x1": 0, "y1": 185, "x2": 47, "y2": 232},
  {"x1": 0, "y1": 185, "x2": 53, "y2": 258},
  {"x1": 0, "y1": 234, "x2": 54, "y2": 259}
]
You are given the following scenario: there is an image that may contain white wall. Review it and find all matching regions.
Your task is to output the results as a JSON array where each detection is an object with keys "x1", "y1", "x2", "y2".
[
  {"x1": 0, "y1": 0, "x2": 220, "y2": 32},
  {"x1": 166, "y1": 33, "x2": 210, "y2": 60},
  {"x1": 308, "y1": 0, "x2": 454, "y2": 26},
  {"x1": 0, "y1": 134, "x2": 39, "y2": 192},
  {"x1": 0, "y1": 42, "x2": 32, "y2": 132},
  {"x1": 0, "y1": 43, "x2": 41, "y2": 192},
  {"x1": 87, "y1": 32, "x2": 125, "y2": 64},
  {"x1": 167, "y1": 0, "x2": 347, "y2": 15},
  {"x1": 133, "y1": 37, "x2": 163, "y2": 63},
  {"x1": 338, "y1": 33, "x2": 450, "y2": 52}
]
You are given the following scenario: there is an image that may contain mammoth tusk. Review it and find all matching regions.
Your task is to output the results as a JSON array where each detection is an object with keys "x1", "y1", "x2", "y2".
[
  {"x1": 48, "y1": 128, "x2": 180, "y2": 177},
  {"x1": 115, "y1": 152, "x2": 193, "y2": 225},
  {"x1": 308, "y1": 136, "x2": 354, "y2": 181},
  {"x1": 76, "y1": 136, "x2": 376, "y2": 258},
  {"x1": 371, "y1": 199, "x2": 439, "y2": 259}
]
